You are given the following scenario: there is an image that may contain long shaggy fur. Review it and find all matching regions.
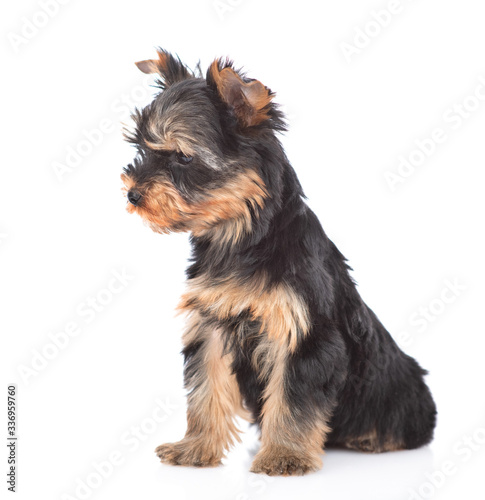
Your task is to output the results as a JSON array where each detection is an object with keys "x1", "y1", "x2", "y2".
[{"x1": 121, "y1": 49, "x2": 437, "y2": 476}]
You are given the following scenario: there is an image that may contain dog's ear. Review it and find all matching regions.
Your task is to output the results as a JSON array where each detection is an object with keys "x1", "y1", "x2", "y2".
[
  {"x1": 135, "y1": 49, "x2": 192, "y2": 89},
  {"x1": 207, "y1": 59, "x2": 274, "y2": 128}
]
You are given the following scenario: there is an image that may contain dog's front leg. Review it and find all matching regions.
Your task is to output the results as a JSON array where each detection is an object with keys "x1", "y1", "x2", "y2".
[
  {"x1": 155, "y1": 314, "x2": 243, "y2": 467},
  {"x1": 250, "y1": 340, "x2": 334, "y2": 476}
]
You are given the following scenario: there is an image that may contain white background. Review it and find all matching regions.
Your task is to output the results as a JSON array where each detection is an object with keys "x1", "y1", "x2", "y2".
[{"x1": 2, "y1": 1, "x2": 485, "y2": 499}]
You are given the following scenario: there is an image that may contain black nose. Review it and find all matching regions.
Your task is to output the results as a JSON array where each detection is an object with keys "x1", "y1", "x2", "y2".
[{"x1": 127, "y1": 190, "x2": 142, "y2": 206}]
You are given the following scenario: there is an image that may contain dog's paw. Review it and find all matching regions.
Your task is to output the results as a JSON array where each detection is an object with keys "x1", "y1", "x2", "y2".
[
  {"x1": 250, "y1": 447, "x2": 322, "y2": 476},
  {"x1": 155, "y1": 438, "x2": 222, "y2": 467}
]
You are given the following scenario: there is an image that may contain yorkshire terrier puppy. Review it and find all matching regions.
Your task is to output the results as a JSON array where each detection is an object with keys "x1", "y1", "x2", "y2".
[{"x1": 121, "y1": 49, "x2": 436, "y2": 476}]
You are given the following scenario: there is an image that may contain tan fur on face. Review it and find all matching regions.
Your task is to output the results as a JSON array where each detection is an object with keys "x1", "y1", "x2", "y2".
[
  {"x1": 189, "y1": 169, "x2": 267, "y2": 237},
  {"x1": 121, "y1": 169, "x2": 267, "y2": 236},
  {"x1": 123, "y1": 97, "x2": 196, "y2": 157},
  {"x1": 145, "y1": 114, "x2": 195, "y2": 157},
  {"x1": 120, "y1": 173, "x2": 135, "y2": 197},
  {"x1": 178, "y1": 273, "x2": 310, "y2": 352},
  {"x1": 122, "y1": 176, "x2": 190, "y2": 231}
]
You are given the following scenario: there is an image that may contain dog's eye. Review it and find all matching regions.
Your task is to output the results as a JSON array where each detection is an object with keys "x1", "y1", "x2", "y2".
[{"x1": 176, "y1": 152, "x2": 193, "y2": 165}]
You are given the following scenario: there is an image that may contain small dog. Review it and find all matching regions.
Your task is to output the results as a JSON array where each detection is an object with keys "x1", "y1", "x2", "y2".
[{"x1": 121, "y1": 49, "x2": 437, "y2": 476}]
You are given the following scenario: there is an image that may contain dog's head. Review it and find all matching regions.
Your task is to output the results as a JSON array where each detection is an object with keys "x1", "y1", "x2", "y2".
[{"x1": 121, "y1": 49, "x2": 285, "y2": 239}]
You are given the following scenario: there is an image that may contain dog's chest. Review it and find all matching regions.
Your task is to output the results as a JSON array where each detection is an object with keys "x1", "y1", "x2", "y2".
[{"x1": 177, "y1": 273, "x2": 310, "y2": 351}]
